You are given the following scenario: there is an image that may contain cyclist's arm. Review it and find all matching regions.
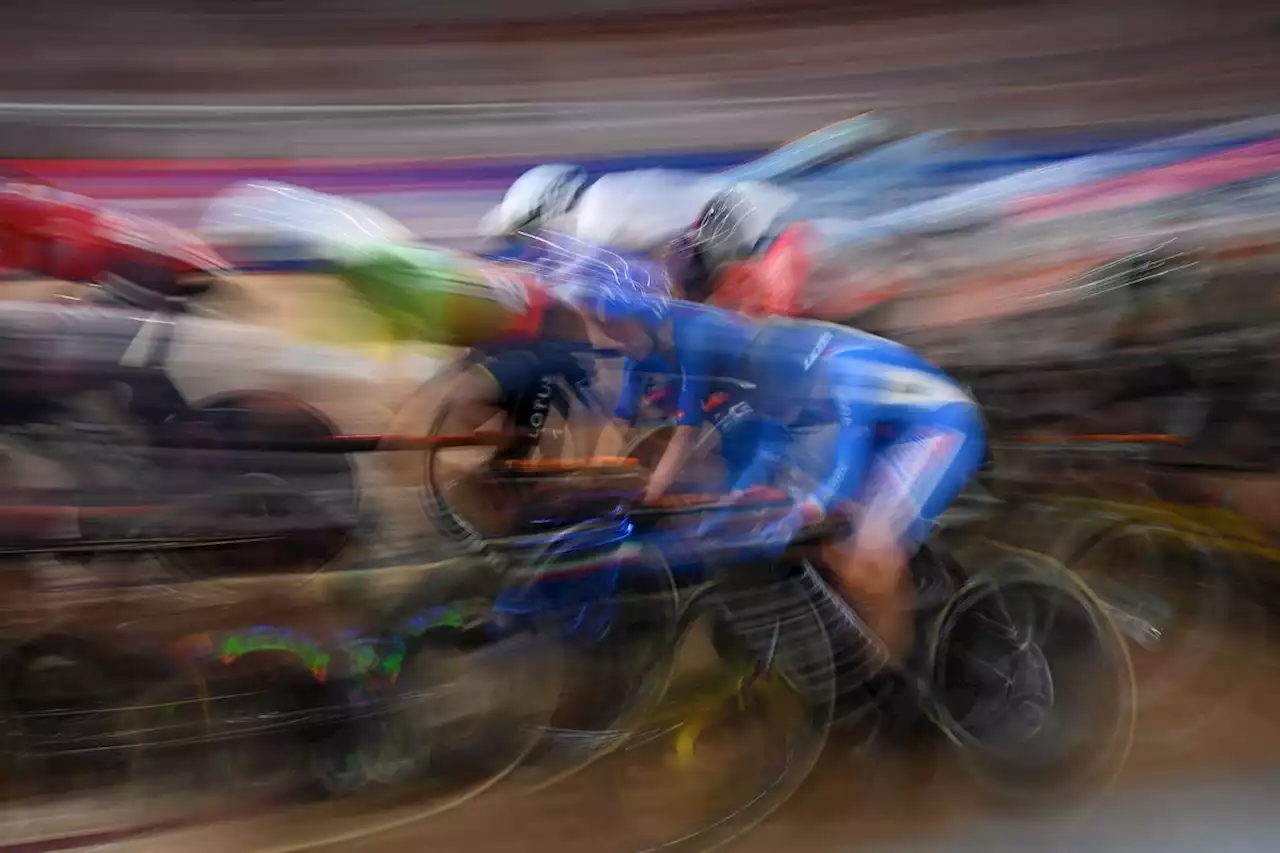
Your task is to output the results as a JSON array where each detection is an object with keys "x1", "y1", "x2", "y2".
[
  {"x1": 808, "y1": 357, "x2": 875, "y2": 514},
  {"x1": 646, "y1": 425, "x2": 697, "y2": 501},
  {"x1": 644, "y1": 342, "x2": 710, "y2": 500},
  {"x1": 725, "y1": 423, "x2": 789, "y2": 496},
  {"x1": 569, "y1": 370, "x2": 609, "y2": 461},
  {"x1": 614, "y1": 357, "x2": 646, "y2": 423}
]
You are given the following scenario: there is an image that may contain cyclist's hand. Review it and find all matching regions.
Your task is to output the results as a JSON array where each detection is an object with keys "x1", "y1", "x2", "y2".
[
  {"x1": 726, "y1": 485, "x2": 784, "y2": 506},
  {"x1": 756, "y1": 498, "x2": 813, "y2": 547},
  {"x1": 798, "y1": 497, "x2": 825, "y2": 528},
  {"x1": 642, "y1": 480, "x2": 669, "y2": 505}
]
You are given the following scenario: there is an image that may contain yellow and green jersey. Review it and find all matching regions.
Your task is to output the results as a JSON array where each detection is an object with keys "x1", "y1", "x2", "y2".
[
  {"x1": 202, "y1": 181, "x2": 549, "y2": 350},
  {"x1": 330, "y1": 241, "x2": 547, "y2": 348}
]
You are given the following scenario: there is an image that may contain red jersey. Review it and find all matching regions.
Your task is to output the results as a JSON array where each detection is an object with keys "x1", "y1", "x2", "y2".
[
  {"x1": 707, "y1": 223, "x2": 812, "y2": 318},
  {"x1": 0, "y1": 178, "x2": 230, "y2": 284}
]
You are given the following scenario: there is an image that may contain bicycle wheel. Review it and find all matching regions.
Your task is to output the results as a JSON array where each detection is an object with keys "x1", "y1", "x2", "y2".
[
  {"x1": 1061, "y1": 510, "x2": 1265, "y2": 746},
  {"x1": 190, "y1": 651, "x2": 350, "y2": 799},
  {"x1": 500, "y1": 537, "x2": 682, "y2": 791},
  {"x1": 420, "y1": 425, "x2": 490, "y2": 542},
  {"x1": 340, "y1": 557, "x2": 566, "y2": 796},
  {"x1": 567, "y1": 571, "x2": 832, "y2": 853},
  {"x1": 0, "y1": 633, "x2": 205, "y2": 795},
  {"x1": 928, "y1": 550, "x2": 1137, "y2": 805},
  {"x1": 0, "y1": 638, "x2": 229, "y2": 843},
  {"x1": 376, "y1": 627, "x2": 564, "y2": 793},
  {"x1": 418, "y1": 367, "x2": 592, "y2": 543},
  {"x1": 153, "y1": 391, "x2": 360, "y2": 581}
]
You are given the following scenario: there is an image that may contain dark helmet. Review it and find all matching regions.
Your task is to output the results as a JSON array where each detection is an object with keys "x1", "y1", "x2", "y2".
[{"x1": 687, "y1": 181, "x2": 791, "y2": 275}]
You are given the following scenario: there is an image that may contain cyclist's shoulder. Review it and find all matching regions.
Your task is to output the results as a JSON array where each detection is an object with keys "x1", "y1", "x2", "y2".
[
  {"x1": 813, "y1": 324, "x2": 951, "y2": 377},
  {"x1": 753, "y1": 317, "x2": 905, "y2": 360},
  {"x1": 807, "y1": 321, "x2": 917, "y2": 360},
  {"x1": 671, "y1": 299, "x2": 756, "y2": 342}
]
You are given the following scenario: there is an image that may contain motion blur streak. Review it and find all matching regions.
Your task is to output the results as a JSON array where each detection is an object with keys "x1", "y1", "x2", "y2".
[{"x1": 0, "y1": 2, "x2": 1278, "y2": 853}]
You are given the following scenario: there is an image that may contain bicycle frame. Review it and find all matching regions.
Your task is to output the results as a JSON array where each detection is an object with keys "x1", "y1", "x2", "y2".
[{"x1": 486, "y1": 491, "x2": 813, "y2": 645}]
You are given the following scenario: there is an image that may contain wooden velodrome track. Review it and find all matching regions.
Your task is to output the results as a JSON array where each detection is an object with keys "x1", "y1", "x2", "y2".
[{"x1": 1, "y1": 271, "x2": 1279, "y2": 853}]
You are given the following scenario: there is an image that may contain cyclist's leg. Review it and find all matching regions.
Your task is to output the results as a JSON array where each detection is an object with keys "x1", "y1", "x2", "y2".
[
  {"x1": 429, "y1": 350, "x2": 551, "y2": 534},
  {"x1": 824, "y1": 402, "x2": 987, "y2": 664},
  {"x1": 456, "y1": 349, "x2": 544, "y2": 438},
  {"x1": 469, "y1": 342, "x2": 596, "y2": 456},
  {"x1": 716, "y1": 407, "x2": 789, "y2": 494}
]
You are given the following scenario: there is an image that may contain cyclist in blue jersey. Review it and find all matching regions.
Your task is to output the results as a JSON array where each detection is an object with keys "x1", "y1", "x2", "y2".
[
  {"x1": 403, "y1": 232, "x2": 676, "y2": 463},
  {"x1": 578, "y1": 284, "x2": 986, "y2": 666},
  {"x1": 581, "y1": 288, "x2": 758, "y2": 503},
  {"x1": 733, "y1": 317, "x2": 985, "y2": 664}
]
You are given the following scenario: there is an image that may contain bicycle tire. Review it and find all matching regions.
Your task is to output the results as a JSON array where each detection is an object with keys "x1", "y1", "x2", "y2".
[
  {"x1": 0, "y1": 639, "x2": 243, "y2": 843},
  {"x1": 418, "y1": 361, "x2": 586, "y2": 544},
  {"x1": 487, "y1": 521, "x2": 684, "y2": 791},
  {"x1": 927, "y1": 548, "x2": 1137, "y2": 806},
  {"x1": 1056, "y1": 506, "x2": 1266, "y2": 746},
  {"x1": 586, "y1": 572, "x2": 833, "y2": 853},
  {"x1": 150, "y1": 391, "x2": 360, "y2": 582},
  {"x1": 0, "y1": 633, "x2": 212, "y2": 793},
  {"x1": 184, "y1": 631, "x2": 565, "y2": 853}
]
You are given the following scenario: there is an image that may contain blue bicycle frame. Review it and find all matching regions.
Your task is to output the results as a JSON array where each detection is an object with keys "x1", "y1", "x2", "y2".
[{"x1": 488, "y1": 486, "x2": 796, "y2": 647}]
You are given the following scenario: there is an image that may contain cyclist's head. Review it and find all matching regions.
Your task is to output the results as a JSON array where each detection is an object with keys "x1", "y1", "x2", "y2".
[
  {"x1": 573, "y1": 281, "x2": 671, "y2": 360},
  {"x1": 660, "y1": 230, "x2": 715, "y2": 303},
  {"x1": 679, "y1": 181, "x2": 794, "y2": 288},
  {"x1": 200, "y1": 181, "x2": 414, "y2": 268},
  {"x1": 479, "y1": 164, "x2": 589, "y2": 239},
  {"x1": 741, "y1": 318, "x2": 830, "y2": 420}
]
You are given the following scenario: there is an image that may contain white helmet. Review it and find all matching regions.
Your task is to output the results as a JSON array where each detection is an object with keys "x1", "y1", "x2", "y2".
[
  {"x1": 478, "y1": 164, "x2": 589, "y2": 238},
  {"x1": 201, "y1": 180, "x2": 413, "y2": 261}
]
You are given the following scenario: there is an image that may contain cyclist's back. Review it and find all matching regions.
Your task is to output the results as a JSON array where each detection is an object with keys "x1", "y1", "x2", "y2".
[
  {"x1": 739, "y1": 318, "x2": 982, "y2": 545},
  {"x1": 1, "y1": 172, "x2": 230, "y2": 291},
  {"x1": 202, "y1": 181, "x2": 552, "y2": 349},
  {"x1": 811, "y1": 323, "x2": 968, "y2": 414},
  {"x1": 735, "y1": 317, "x2": 986, "y2": 665}
]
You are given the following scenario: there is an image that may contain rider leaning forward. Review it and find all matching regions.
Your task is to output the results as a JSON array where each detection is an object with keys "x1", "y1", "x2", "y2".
[{"x1": 202, "y1": 181, "x2": 988, "y2": 675}]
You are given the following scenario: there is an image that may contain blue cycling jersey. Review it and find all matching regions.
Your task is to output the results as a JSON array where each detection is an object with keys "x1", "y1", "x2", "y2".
[
  {"x1": 613, "y1": 305, "x2": 985, "y2": 550},
  {"x1": 736, "y1": 323, "x2": 978, "y2": 516},
  {"x1": 613, "y1": 300, "x2": 757, "y2": 427}
]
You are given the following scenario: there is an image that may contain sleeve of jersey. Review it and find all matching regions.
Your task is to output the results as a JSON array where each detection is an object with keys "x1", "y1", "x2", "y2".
[
  {"x1": 726, "y1": 422, "x2": 790, "y2": 495},
  {"x1": 614, "y1": 358, "x2": 644, "y2": 423},
  {"x1": 810, "y1": 354, "x2": 874, "y2": 513},
  {"x1": 674, "y1": 319, "x2": 711, "y2": 428}
]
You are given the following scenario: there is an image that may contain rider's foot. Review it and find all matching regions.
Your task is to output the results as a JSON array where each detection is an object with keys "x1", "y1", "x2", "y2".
[{"x1": 868, "y1": 632, "x2": 937, "y2": 745}]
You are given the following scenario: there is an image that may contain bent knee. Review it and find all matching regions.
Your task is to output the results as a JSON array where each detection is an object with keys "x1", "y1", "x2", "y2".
[{"x1": 823, "y1": 541, "x2": 909, "y2": 598}]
